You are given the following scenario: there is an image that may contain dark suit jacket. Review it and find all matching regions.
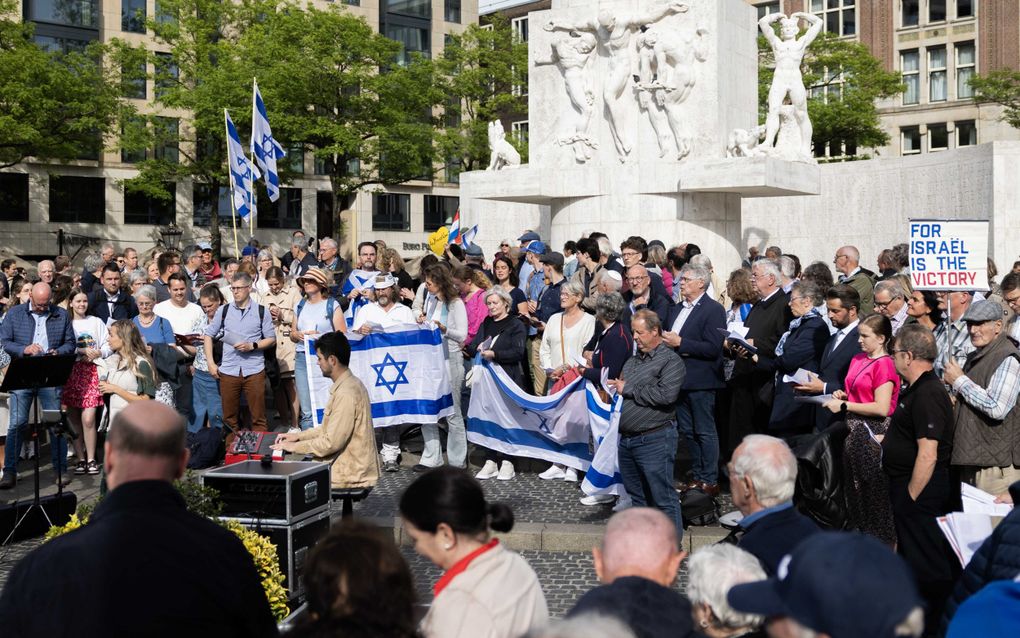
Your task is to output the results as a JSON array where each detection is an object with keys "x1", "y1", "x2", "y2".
[
  {"x1": 738, "y1": 505, "x2": 821, "y2": 574},
  {"x1": 814, "y1": 325, "x2": 862, "y2": 430},
  {"x1": 758, "y1": 313, "x2": 830, "y2": 431},
  {"x1": 733, "y1": 290, "x2": 792, "y2": 386},
  {"x1": 666, "y1": 295, "x2": 726, "y2": 390},
  {"x1": 621, "y1": 288, "x2": 671, "y2": 328},
  {"x1": 87, "y1": 289, "x2": 139, "y2": 323}
]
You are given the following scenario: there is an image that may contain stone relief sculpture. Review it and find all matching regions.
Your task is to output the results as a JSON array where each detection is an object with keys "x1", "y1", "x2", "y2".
[
  {"x1": 726, "y1": 125, "x2": 765, "y2": 157},
  {"x1": 486, "y1": 120, "x2": 522, "y2": 171},
  {"x1": 635, "y1": 26, "x2": 709, "y2": 160},
  {"x1": 758, "y1": 12, "x2": 822, "y2": 161},
  {"x1": 545, "y1": 1, "x2": 690, "y2": 162},
  {"x1": 534, "y1": 31, "x2": 599, "y2": 163}
]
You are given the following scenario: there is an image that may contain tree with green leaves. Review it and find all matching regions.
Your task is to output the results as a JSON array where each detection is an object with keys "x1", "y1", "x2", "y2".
[
  {"x1": 0, "y1": 0, "x2": 125, "y2": 169},
  {"x1": 758, "y1": 30, "x2": 904, "y2": 158},
  {"x1": 968, "y1": 69, "x2": 1020, "y2": 129},
  {"x1": 438, "y1": 16, "x2": 529, "y2": 175}
]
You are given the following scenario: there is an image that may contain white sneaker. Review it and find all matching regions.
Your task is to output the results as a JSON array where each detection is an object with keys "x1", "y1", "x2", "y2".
[
  {"x1": 475, "y1": 460, "x2": 499, "y2": 480},
  {"x1": 563, "y1": 468, "x2": 578, "y2": 483},
  {"x1": 538, "y1": 464, "x2": 566, "y2": 480},
  {"x1": 612, "y1": 494, "x2": 633, "y2": 512},
  {"x1": 580, "y1": 494, "x2": 614, "y2": 506},
  {"x1": 287, "y1": 427, "x2": 301, "y2": 434},
  {"x1": 497, "y1": 460, "x2": 516, "y2": 481}
]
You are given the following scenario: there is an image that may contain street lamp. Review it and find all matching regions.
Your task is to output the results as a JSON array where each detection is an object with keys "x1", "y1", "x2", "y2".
[{"x1": 160, "y1": 222, "x2": 184, "y2": 252}]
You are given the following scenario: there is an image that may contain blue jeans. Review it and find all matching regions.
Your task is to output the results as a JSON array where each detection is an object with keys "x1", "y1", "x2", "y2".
[
  {"x1": 188, "y1": 369, "x2": 224, "y2": 433},
  {"x1": 4, "y1": 387, "x2": 66, "y2": 477},
  {"x1": 295, "y1": 350, "x2": 313, "y2": 431},
  {"x1": 618, "y1": 424, "x2": 683, "y2": 539},
  {"x1": 676, "y1": 390, "x2": 719, "y2": 484}
]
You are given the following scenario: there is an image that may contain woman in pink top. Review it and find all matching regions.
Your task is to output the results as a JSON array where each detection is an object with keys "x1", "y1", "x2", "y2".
[
  {"x1": 454, "y1": 265, "x2": 490, "y2": 346},
  {"x1": 824, "y1": 313, "x2": 900, "y2": 546}
]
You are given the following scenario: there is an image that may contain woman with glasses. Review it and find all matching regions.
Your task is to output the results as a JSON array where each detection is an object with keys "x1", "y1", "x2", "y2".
[
  {"x1": 191, "y1": 284, "x2": 226, "y2": 432},
  {"x1": 253, "y1": 249, "x2": 275, "y2": 297},
  {"x1": 131, "y1": 284, "x2": 176, "y2": 407}
]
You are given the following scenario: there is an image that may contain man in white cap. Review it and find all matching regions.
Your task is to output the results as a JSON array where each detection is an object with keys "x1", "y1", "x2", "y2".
[{"x1": 353, "y1": 273, "x2": 416, "y2": 471}]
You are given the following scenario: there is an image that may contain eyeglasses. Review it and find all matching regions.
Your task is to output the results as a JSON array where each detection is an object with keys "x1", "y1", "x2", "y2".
[
  {"x1": 892, "y1": 349, "x2": 912, "y2": 357},
  {"x1": 500, "y1": 244, "x2": 509, "y2": 248},
  {"x1": 621, "y1": 251, "x2": 640, "y2": 258},
  {"x1": 627, "y1": 276, "x2": 649, "y2": 282},
  {"x1": 229, "y1": 285, "x2": 251, "y2": 291},
  {"x1": 834, "y1": 254, "x2": 849, "y2": 261},
  {"x1": 679, "y1": 276, "x2": 696, "y2": 283},
  {"x1": 874, "y1": 300, "x2": 890, "y2": 309}
]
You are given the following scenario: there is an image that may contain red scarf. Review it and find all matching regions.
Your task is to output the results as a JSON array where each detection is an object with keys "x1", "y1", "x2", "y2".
[{"x1": 433, "y1": 539, "x2": 499, "y2": 597}]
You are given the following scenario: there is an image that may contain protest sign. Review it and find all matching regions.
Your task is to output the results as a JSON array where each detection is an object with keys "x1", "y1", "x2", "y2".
[{"x1": 909, "y1": 219, "x2": 989, "y2": 291}]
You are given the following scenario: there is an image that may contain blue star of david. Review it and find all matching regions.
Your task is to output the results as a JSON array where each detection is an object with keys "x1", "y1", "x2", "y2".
[
  {"x1": 521, "y1": 407, "x2": 551, "y2": 435},
  {"x1": 371, "y1": 353, "x2": 409, "y2": 395}
]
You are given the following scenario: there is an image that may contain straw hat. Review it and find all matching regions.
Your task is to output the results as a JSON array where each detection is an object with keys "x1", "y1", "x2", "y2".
[{"x1": 296, "y1": 267, "x2": 332, "y2": 290}]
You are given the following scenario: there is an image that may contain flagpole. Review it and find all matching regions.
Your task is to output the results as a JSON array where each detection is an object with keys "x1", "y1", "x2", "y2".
[
  {"x1": 224, "y1": 109, "x2": 240, "y2": 259},
  {"x1": 250, "y1": 77, "x2": 258, "y2": 242}
]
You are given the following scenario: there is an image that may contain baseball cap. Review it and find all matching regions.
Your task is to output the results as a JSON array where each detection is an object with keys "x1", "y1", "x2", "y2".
[
  {"x1": 518, "y1": 231, "x2": 540, "y2": 243},
  {"x1": 241, "y1": 245, "x2": 258, "y2": 257},
  {"x1": 727, "y1": 532, "x2": 921, "y2": 638},
  {"x1": 540, "y1": 251, "x2": 564, "y2": 268},
  {"x1": 962, "y1": 299, "x2": 1005, "y2": 323},
  {"x1": 371, "y1": 273, "x2": 396, "y2": 290},
  {"x1": 198, "y1": 242, "x2": 212, "y2": 251},
  {"x1": 524, "y1": 241, "x2": 547, "y2": 255},
  {"x1": 464, "y1": 243, "x2": 484, "y2": 257},
  {"x1": 946, "y1": 578, "x2": 1020, "y2": 637}
]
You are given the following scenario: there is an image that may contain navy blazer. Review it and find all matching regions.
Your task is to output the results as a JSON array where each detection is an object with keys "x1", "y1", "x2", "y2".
[
  {"x1": 621, "y1": 288, "x2": 671, "y2": 328},
  {"x1": 758, "y1": 313, "x2": 830, "y2": 430},
  {"x1": 814, "y1": 325, "x2": 862, "y2": 430},
  {"x1": 87, "y1": 289, "x2": 139, "y2": 324},
  {"x1": 738, "y1": 506, "x2": 821, "y2": 574},
  {"x1": 0, "y1": 302, "x2": 76, "y2": 358},
  {"x1": 666, "y1": 295, "x2": 726, "y2": 390}
]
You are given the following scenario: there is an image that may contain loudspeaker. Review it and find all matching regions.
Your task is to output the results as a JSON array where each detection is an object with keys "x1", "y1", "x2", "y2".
[
  {"x1": 244, "y1": 508, "x2": 331, "y2": 603},
  {"x1": 0, "y1": 492, "x2": 78, "y2": 543}
]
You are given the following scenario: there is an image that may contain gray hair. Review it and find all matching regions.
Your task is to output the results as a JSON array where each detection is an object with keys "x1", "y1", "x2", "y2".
[
  {"x1": 687, "y1": 544, "x2": 766, "y2": 632},
  {"x1": 231, "y1": 272, "x2": 253, "y2": 286},
  {"x1": 257, "y1": 248, "x2": 274, "y2": 263},
  {"x1": 83, "y1": 253, "x2": 105, "y2": 273},
  {"x1": 596, "y1": 269, "x2": 622, "y2": 292},
  {"x1": 690, "y1": 254, "x2": 713, "y2": 270},
  {"x1": 522, "y1": 614, "x2": 636, "y2": 638},
  {"x1": 127, "y1": 269, "x2": 148, "y2": 286},
  {"x1": 680, "y1": 264, "x2": 710, "y2": 287},
  {"x1": 779, "y1": 255, "x2": 797, "y2": 279},
  {"x1": 791, "y1": 280, "x2": 824, "y2": 307},
  {"x1": 290, "y1": 236, "x2": 308, "y2": 251},
  {"x1": 183, "y1": 244, "x2": 202, "y2": 260},
  {"x1": 875, "y1": 279, "x2": 906, "y2": 300},
  {"x1": 596, "y1": 236, "x2": 613, "y2": 259},
  {"x1": 134, "y1": 284, "x2": 157, "y2": 303},
  {"x1": 484, "y1": 286, "x2": 513, "y2": 312},
  {"x1": 752, "y1": 259, "x2": 782, "y2": 285},
  {"x1": 561, "y1": 279, "x2": 585, "y2": 300},
  {"x1": 731, "y1": 434, "x2": 797, "y2": 507},
  {"x1": 595, "y1": 291, "x2": 626, "y2": 323},
  {"x1": 319, "y1": 237, "x2": 338, "y2": 251}
]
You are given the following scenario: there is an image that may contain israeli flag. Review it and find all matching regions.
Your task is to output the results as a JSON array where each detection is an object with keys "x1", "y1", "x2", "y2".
[
  {"x1": 224, "y1": 109, "x2": 260, "y2": 220},
  {"x1": 466, "y1": 359, "x2": 624, "y2": 497},
  {"x1": 462, "y1": 225, "x2": 478, "y2": 247},
  {"x1": 250, "y1": 79, "x2": 286, "y2": 202},
  {"x1": 340, "y1": 268, "x2": 377, "y2": 328}
]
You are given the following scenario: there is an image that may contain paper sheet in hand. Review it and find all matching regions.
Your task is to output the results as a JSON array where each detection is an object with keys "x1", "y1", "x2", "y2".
[
  {"x1": 938, "y1": 512, "x2": 994, "y2": 567},
  {"x1": 718, "y1": 328, "x2": 757, "y2": 354},
  {"x1": 794, "y1": 393, "x2": 833, "y2": 405},
  {"x1": 961, "y1": 482, "x2": 1014, "y2": 517},
  {"x1": 782, "y1": 368, "x2": 814, "y2": 385}
]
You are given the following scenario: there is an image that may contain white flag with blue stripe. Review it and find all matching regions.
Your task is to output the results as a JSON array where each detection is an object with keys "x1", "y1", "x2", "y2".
[
  {"x1": 305, "y1": 325, "x2": 454, "y2": 429},
  {"x1": 251, "y1": 79, "x2": 286, "y2": 202},
  {"x1": 466, "y1": 359, "x2": 624, "y2": 497},
  {"x1": 225, "y1": 109, "x2": 260, "y2": 220},
  {"x1": 340, "y1": 269, "x2": 377, "y2": 328}
]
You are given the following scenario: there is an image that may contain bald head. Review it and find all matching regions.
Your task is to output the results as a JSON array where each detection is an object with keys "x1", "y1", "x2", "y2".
[
  {"x1": 29, "y1": 282, "x2": 52, "y2": 313},
  {"x1": 105, "y1": 400, "x2": 189, "y2": 490},
  {"x1": 593, "y1": 508, "x2": 684, "y2": 587}
]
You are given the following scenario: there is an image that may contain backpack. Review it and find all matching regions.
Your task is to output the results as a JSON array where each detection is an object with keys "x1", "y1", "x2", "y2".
[
  {"x1": 217, "y1": 303, "x2": 280, "y2": 386},
  {"x1": 186, "y1": 428, "x2": 225, "y2": 469},
  {"x1": 681, "y1": 487, "x2": 720, "y2": 528},
  {"x1": 295, "y1": 296, "x2": 337, "y2": 323}
]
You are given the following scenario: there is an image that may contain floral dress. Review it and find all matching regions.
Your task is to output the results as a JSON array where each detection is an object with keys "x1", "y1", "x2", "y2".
[{"x1": 63, "y1": 316, "x2": 111, "y2": 409}]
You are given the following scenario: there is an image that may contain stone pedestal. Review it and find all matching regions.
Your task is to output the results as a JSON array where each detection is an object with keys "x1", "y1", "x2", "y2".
[{"x1": 461, "y1": 0, "x2": 820, "y2": 275}]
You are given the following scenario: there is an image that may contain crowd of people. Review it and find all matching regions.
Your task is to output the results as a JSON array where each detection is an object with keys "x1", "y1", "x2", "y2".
[{"x1": 2, "y1": 229, "x2": 1020, "y2": 636}]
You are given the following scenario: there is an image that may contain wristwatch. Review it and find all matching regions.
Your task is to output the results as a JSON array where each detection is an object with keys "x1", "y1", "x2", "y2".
[{"x1": 251, "y1": 342, "x2": 258, "y2": 351}]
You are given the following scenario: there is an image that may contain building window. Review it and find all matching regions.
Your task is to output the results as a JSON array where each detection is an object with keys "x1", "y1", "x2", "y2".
[
  {"x1": 121, "y1": 116, "x2": 147, "y2": 164},
  {"x1": 121, "y1": 61, "x2": 146, "y2": 99},
  {"x1": 756, "y1": 2, "x2": 781, "y2": 19},
  {"x1": 386, "y1": 0, "x2": 430, "y2": 18},
  {"x1": 124, "y1": 184, "x2": 175, "y2": 225},
  {"x1": 929, "y1": 0, "x2": 947, "y2": 22},
  {"x1": 444, "y1": 159, "x2": 461, "y2": 185},
  {"x1": 928, "y1": 47, "x2": 947, "y2": 102},
  {"x1": 444, "y1": 0, "x2": 460, "y2": 24},
  {"x1": 0, "y1": 173, "x2": 30, "y2": 222},
  {"x1": 956, "y1": 120, "x2": 977, "y2": 146},
  {"x1": 122, "y1": 0, "x2": 146, "y2": 33},
  {"x1": 511, "y1": 121, "x2": 529, "y2": 147},
  {"x1": 424, "y1": 195, "x2": 458, "y2": 232},
  {"x1": 901, "y1": 50, "x2": 919, "y2": 104},
  {"x1": 154, "y1": 52, "x2": 178, "y2": 100},
  {"x1": 902, "y1": 0, "x2": 919, "y2": 26},
  {"x1": 372, "y1": 193, "x2": 410, "y2": 231},
  {"x1": 901, "y1": 127, "x2": 922, "y2": 155},
  {"x1": 928, "y1": 123, "x2": 948, "y2": 151},
  {"x1": 286, "y1": 143, "x2": 305, "y2": 174},
  {"x1": 49, "y1": 176, "x2": 105, "y2": 223},
  {"x1": 385, "y1": 24, "x2": 430, "y2": 66},
  {"x1": 956, "y1": 0, "x2": 973, "y2": 18},
  {"x1": 153, "y1": 117, "x2": 179, "y2": 163},
  {"x1": 512, "y1": 16, "x2": 529, "y2": 42},
  {"x1": 811, "y1": 0, "x2": 855, "y2": 37},
  {"x1": 192, "y1": 184, "x2": 233, "y2": 227},
  {"x1": 956, "y1": 42, "x2": 975, "y2": 99},
  {"x1": 27, "y1": 0, "x2": 99, "y2": 28},
  {"x1": 257, "y1": 187, "x2": 302, "y2": 229},
  {"x1": 34, "y1": 34, "x2": 92, "y2": 54}
]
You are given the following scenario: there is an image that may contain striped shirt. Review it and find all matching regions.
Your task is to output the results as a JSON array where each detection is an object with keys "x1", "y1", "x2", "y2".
[
  {"x1": 952, "y1": 355, "x2": 1020, "y2": 420},
  {"x1": 619, "y1": 343, "x2": 685, "y2": 435},
  {"x1": 934, "y1": 318, "x2": 976, "y2": 379}
]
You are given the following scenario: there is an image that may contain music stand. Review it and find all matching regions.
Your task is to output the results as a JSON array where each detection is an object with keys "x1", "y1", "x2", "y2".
[{"x1": 0, "y1": 354, "x2": 76, "y2": 544}]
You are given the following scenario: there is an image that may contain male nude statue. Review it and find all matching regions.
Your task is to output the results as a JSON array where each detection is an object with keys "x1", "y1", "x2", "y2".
[
  {"x1": 545, "y1": 2, "x2": 689, "y2": 161},
  {"x1": 758, "y1": 12, "x2": 822, "y2": 159},
  {"x1": 535, "y1": 31, "x2": 599, "y2": 162}
]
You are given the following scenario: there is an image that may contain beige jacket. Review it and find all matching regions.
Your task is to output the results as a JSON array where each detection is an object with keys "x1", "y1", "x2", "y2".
[
  {"x1": 260, "y1": 285, "x2": 302, "y2": 375},
  {"x1": 291, "y1": 370, "x2": 379, "y2": 489},
  {"x1": 421, "y1": 543, "x2": 549, "y2": 638}
]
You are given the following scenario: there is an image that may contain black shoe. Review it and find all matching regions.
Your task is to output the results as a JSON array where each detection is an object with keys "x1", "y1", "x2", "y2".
[
  {"x1": 55, "y1": 475, "x2": 73, "y2": 488},
  {"x1": 74, "y1": 461, "x2": 87, "y2": 475},
  {"x1": 0, "y1": 474, "x2": 15, "y2": 490},
  {"x1": 86, "y1": 460, "x2": 101, "y2": 475},
  {"x1": 412, "y1": 463, "x2": 438, "y2": 473},
  {"x1": 383, "y1": 460, "x2": 399, "y2": 473}
]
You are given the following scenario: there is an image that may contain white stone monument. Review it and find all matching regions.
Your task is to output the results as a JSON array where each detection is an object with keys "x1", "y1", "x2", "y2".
[{"x1": 460, "y1": 0, "x2": 820, "y2": 275}]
